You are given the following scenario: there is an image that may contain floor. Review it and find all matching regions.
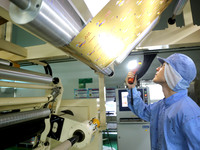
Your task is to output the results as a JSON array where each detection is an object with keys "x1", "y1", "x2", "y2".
[
  {"x1": 103, "y1": 131, "x2": 118, "y2": 150},
  {"x1": 103, "y1": 141, "x2": 117, "y2": 150}
]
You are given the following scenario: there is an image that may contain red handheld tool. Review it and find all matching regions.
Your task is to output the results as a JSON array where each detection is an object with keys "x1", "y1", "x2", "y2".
[
  {"x1": 128, "y1": 61, "x2": 142, "y2": 84},
  {"x1": 128, "y1": 69, "x2": 138, "y2": 84}
]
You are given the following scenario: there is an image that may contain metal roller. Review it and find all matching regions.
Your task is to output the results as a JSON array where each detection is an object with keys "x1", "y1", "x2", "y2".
[
  {"x1": 9, "y1": 0, "x2": 84, "y2": 47},
  {"x1": 0, "y1": 108, "x2": 50, "y2": 128},
  {"x1": 168, "y1": 0, "x2": 188, "y2": 25},
  {"x1": 0, "y1": 96, "x2": 49, "y2": 106},
  {"x1": 0, "y1": 58, "x2": 11, "y2": 66},
  {"x1": 0, "y1": 64, "x2": 52, "y2": 84},
  {"x1": 10, "y1": 0, "x2": 31, "y2": 10},
  {"x1": 173, "y1": 0, "x2": 188, "y2": 16},
  {"x1": 0, "y1": 81, "x2": 53, "y2": 89},
  {"x1": 9, "y1": 0, "x2": 114, "y2": 76},
  {"x1": 8, "y1": 0, "x2": 171, "y2": 77}
]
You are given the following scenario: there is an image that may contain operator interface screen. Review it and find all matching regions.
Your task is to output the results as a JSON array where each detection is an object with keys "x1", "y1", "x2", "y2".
[
  {"x1": 121, "y1": 91, "x2": 128, "y2": 107},
  {"x1": 119, "y1": 89, "x2": 144, "y2": 111}
]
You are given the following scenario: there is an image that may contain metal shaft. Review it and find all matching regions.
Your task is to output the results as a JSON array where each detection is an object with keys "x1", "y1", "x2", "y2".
[
  {"x1": 52, "y1": 140, "x2": 72, "y2": 150},
  {"x1": 52, "y1": 135, "x2": 80, "y2": 150},
  {"x1": 0, "y1": 64, "x2": 52, "y2": 84},
  {"x1": 0, "y1": 108, "x2": 50, "y2": 128},
  {"x1": 9, "y1": 0, "x2": 31, "y2": 10},
  {"x1": 173, "y1": 0, "x2": 188, "y2": 16},
  {"x1": 0, "y1": 81, "x2": 53, "y2": 89},
  {"x1": 0, "y1": 58, "x2": 11, "y2": 66}
]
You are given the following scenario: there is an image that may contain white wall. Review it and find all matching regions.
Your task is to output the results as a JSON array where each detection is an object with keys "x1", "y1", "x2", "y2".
[
  {"x1": 18, "y1": 55, "x2": 143, "y2": 99},
  {"x1": 16, "y1": 50, "x2": 200, "y2": 100}
]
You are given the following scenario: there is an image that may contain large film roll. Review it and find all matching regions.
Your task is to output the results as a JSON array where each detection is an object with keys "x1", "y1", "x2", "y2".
[
  {"x1": 9, "y1": 0, "x2": 84, "y2": 47},
  {"x1": 9, "y1": 0, "x2": 172, "y2": 76}
]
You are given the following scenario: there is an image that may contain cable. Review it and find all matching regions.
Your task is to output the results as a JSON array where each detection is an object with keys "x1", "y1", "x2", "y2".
[
  {"x1": 131, "y1": 88, "x2": 133, "y2": 106},
  {"x1": 42, "y1": 61, "x2": 53, "y2": 76}
]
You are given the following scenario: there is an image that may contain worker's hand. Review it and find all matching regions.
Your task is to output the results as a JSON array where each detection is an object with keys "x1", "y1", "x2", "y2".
[{"x1": 125, "y1": 71, "x2": 137, "y2": 89}]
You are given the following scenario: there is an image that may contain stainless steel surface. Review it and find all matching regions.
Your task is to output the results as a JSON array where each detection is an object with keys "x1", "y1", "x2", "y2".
[
  {"x1": 10, "y1": 0, "x2": 31, "y2": 10},
  {"x1": 0, "y1": 64, "x2": 52, "y2": 84},
  {"x1": 117, "y1": 123, "x2": 150, "y2": 150},
  {"x1": 9, "y1": 0, "x2": 84, "y2": 46},
  {"x1": 116, "y1": 87, "x2": 150, "y2": 150},
  {"x1": 0, "y1": 108, "x2": 50, "y2": 128}
]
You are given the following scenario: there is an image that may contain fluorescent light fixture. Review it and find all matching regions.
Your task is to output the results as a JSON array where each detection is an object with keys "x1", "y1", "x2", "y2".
[{"x1": 136, "y1": 45, "x2": 170, "y2": 50}]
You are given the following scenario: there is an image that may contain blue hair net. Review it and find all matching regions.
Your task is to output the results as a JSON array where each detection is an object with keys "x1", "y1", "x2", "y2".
[{"x1": 157, "y1": 53, "x2": 197, "y2": 92}]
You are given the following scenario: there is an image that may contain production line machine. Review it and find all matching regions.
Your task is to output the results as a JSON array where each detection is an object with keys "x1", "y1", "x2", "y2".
[
  {"x1": 0, "y1": 60, "x2": 101, "y2": 150},
  {"x1": 0, "y1": 59, "x2": 62, "y2": 149},
  {"x1": 6, "y1": 0, "x2": 174, "y2": 76},
  {"x1": 0, "y1": 0, "x2": 190, "y2": 149}
]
